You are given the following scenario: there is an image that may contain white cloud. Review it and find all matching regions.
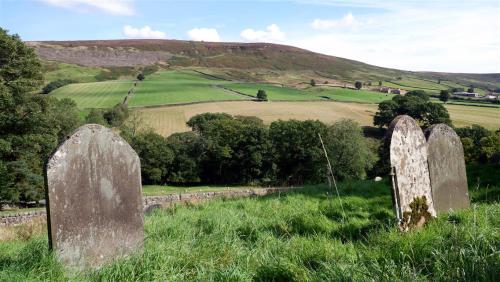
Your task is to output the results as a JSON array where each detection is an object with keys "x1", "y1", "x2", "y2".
[
  {"x1": 289, "y1": 3, "x2": 500, "y2": 73},
  {"x1": 240, "y1": 24, "x2": 286, "y2": 43},
  {"x1": 40, "y1": 0, "x2": 134, "y2": 15},
  {"x1": 188, "y1": 28, "x2": 221, "y2": 42},
  {"x1": 123, "y1": 25, "x2": 166, "y2": 39},
  {"x1": 311, "y1": 13, "x2": 367, "y2": 30}
]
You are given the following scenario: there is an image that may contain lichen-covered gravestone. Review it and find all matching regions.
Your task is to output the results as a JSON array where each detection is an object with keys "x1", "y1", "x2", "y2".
[
  {"x1": 388, "y1": 115, "x2": 436, "y2": 221},
  {"x1": 45, "y1": 124, "x2": 143, "y2": 270},
  {"x1": 426, "y1": 124, "x2": 469, "y2": 213}
]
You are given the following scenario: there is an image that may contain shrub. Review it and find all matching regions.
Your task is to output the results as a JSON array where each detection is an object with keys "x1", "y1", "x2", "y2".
[
  {"x1": 41, "y1": 79, "x2": 75, "y2": 94},
  {"x1": 256, "y1": 89, "x2": 267, "y2": 101}
]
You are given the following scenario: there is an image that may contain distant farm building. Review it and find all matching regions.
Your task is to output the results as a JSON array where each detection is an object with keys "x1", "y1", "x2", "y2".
[
  {"x1": 453, "y1": 92, "x2": 480, "y2": 98},
  {"x1": 485, "y1": 92, "x2": 500, "y2": 99},
  {"x1": 376, "y1": 87, "x2": 406, "y2": 94}
]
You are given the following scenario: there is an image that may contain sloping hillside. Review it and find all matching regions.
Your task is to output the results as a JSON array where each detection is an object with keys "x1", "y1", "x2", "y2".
[{"x1": 27, "y1": 40, "x2": 500, "y2": 89}]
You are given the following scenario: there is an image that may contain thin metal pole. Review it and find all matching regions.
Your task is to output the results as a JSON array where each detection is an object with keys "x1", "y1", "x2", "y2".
[{"x1": 318, "y1": 133, "x2": 345, "y2": 219}]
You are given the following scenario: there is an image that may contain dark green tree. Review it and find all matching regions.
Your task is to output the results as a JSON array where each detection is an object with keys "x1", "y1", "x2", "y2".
[
  {"x1": 0, "y1": 28, "x2": 81, "y2": 205},
  {"x1": 310, "y1": 79, "x2": 316, "y2": 86},
  {"x1": 406, "y1": 90, "x2": 429, "y2": 101},
  {"x1": 257, "y1": 89, "x2": 267, "y2": 101},
  {"x1": 439, "y1": 90, "x2": 450, "y2": 103},
  {"x1": 129, "y1": 131, "x2": 173, "y2": 184},
  {"x1": 187, "y1": 112, "x2": 233, "y2": 132},
  {"x1": 42, "y1": 79, "x2": 75, "y2": 94},
  {"x1": 324, "y1": 119, "x2": 376, "y2": 180},
  {"x1": 355, "y1": 81, "x2": 362, "y2": 90},
  {"x1": 269, "y1": 120, "x2": 327, "y2": 185},
  {"x1": 373, "y1": 95, "x2": 451, "y2": 128},
  {"x1": 467, "y1": 86, "x2": 475, "y2": 93},
  {"x1": 166, "y1": 132, "x2": 205, "y2": 183},
  {"x1": 137, "y1": 73, "x2": 145, "y2": 81}
]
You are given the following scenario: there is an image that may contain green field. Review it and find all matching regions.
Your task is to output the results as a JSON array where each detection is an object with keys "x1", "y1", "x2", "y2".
[
  {"x1": 0, "y1": 164, "x2": 498, "y2": 280},
  {"x1": 128, "y1": 71, "x2": 248, "y2": 107},
  {"x1": 43, "y1": 62, "x2": 102, "y2": 83},
  {"x1": 142, "y1": 185, "x2": 252, "y2": 196},
  {"x1": 51, "y1": 80, "x2": 133, "y2": 108},
  {"x1": 226, "y1": 83, "x2": 395, "y2": 103}
]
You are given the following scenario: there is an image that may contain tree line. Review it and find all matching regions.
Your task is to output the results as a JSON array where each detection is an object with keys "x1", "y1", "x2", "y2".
[{"x1": 121, "y1": 113, "x2": 377, "y2": 186}]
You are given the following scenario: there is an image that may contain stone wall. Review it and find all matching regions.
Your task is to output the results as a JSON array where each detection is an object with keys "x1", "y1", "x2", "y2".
[{"x1": 1, "y1": 187, "x2": 299, "y2": 227}]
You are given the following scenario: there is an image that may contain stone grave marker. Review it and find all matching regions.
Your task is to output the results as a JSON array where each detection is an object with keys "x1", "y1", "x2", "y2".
[
  {"x1": 388, "y1": 115, "x2": 436, "y2": 221},
  {"x1": 425, "y1": 124, "x2": 469, "y2": 213},
  {"x1": 45, "y1": 124, "x2": 143, "y2": 270}
]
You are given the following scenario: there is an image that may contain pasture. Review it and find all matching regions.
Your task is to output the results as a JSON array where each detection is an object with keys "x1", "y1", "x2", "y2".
[
  {"x1": 43, "y1": 62, "x2": 102, "y2": 83},
  {"x1": 128, "y1": 71, "x2": 248, "y2": 107},
  {"x1": 50, "y1": 80, "x2": 133, "y2": 108},
  {"x1": 0, "y1": 173, "x2": 498, "y2": 280}
]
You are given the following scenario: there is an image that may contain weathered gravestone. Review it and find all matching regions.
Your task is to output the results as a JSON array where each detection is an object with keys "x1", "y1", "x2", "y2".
[
  {"x1": 425, "y1": 124, "x2": 469, "y2": 213},
  {"x1": 45, "y1": 124, "x2": 143, "y2": 270},
  {"x1": 388, "y1": 115, "x2": 436, "y2": 221}
]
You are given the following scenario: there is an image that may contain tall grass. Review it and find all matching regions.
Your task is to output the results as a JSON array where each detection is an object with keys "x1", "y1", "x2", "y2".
[{"x1": 0, "y1": 178, "x2": 498, "y2": 281}]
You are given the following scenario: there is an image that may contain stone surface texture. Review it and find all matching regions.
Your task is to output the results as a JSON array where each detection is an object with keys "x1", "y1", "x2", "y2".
[
  {"x1": 425, "y1": 124, "x2": 469, "y2": 213},
  {"x1": 45, "y1": 124, "x2": 143, "y2": 270},
  {"x1": 389, "y1": 115, "x2": 436, "y2": 217}
]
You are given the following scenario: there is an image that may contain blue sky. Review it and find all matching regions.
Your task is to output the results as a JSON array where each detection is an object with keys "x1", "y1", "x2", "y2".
[{"x1": 1, "y1": 0, "x2": 499, "y2": 73}]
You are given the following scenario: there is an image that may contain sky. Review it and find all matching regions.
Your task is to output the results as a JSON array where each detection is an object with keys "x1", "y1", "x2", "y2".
[{"x1": 1, "y1": 0, "x2": 499, "y2": 73}]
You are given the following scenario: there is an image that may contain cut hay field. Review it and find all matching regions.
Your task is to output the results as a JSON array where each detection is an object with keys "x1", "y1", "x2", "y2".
[
  {"x1": 137, "y1": 101, "x2": 500, "y2": 137},
  {"x1": 137, "y1": 101, "x2": 378, "y2": 136},
  {"x1": 50, "y1": 80, "x2": 133, "y2": 108}
]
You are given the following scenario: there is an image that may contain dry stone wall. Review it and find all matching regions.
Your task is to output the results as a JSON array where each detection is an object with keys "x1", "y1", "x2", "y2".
[{"x1": 1, "y1": 187, "x2": 300, "y2": 227}]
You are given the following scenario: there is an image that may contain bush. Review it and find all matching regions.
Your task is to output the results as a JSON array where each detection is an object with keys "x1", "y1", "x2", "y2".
[
  {"x1": 256, "y1": 89, "x2": 267, "y2": 101},
  {"x1": 325, "y1": 120, "x2": 376, "y2": 180},
  {"x1": 42, "y1": 79, "x2": 76, "y2": 94},
  {"x1": 137, "y1": 73, "x2": 145, "y2": 81},
  {"x1": 355, "y1": 81, "x2": 362, "y2": 90}
]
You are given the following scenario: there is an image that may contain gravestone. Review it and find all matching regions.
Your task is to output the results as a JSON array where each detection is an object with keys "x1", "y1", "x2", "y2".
[
  {"x1": 425, "y1": 124, "x2": 469, "y2": 213},
  {"x1": 388, "y1": 115, "x2": 436, "y2": 220},
  {"x1": 45, "y1": 124, "x2": 143, "y2": 270}
]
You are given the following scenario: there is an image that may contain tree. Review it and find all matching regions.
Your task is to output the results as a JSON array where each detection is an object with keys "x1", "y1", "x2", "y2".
[
  {"x1": 0, "y1": 28, "x2": 81, "y2": 205},
  {"x1": 310, "y1": 79, "x2": 316, "y2": 87},
  {"x1": 42, "y1": 79, "x2": 75, "y2": 94},
  {"x1": 378, "y1": 81, "x2": 383, "y2": 86},
  {"x1": 137, "y1": 73, "x2": 145, "y2": 81},
  {"x1": 257, "y1": 89, "x2": 267, "y2": 101},
  {"x1": 269, "y1": 120, "x2": 327, "y2": 185},
  {"x1": 324, "y1": 119, "x2": 375, "y2": 180},
  {"x1": 406, "y1": 90, "x2": 429, "y2": 101},
  {"x1": 467, "y1": 86, "x2": 475, "y2": 93},
  {"x1": 187, "y1": 113, "x2": 233, "y2": 132},
  {"x1": 166, "y1": 132, "x2": 205, "y2": 183},
  {"x1": 373, "y1": 95, "x2": 451, "y2": 128},
  {"x1": 439, "y1": 90, "x2": 450, "y2": 103},
  {"x1": 355, "y1": 81, "x2": 362, "y2": 90},
  {"x1": 129, "y1": 131, "x2": 173, "y2": 184}
]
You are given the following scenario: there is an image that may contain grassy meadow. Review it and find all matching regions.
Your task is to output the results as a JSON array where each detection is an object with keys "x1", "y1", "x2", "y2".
[
  {"x1": 50, "y1": 80, "x2": 133, "y2": 108},
  {"x1": 128, "y1": 71, "x2": 248, "y2": 107},
  {"x1": 0, "y1": 164, "x2": 498, "y2": 281}
]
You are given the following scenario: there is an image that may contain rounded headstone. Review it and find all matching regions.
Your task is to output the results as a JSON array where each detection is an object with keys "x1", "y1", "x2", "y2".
[
  {"x1": 425, "y1": 124, "x2": 469, "y2": 213},
  {"x1": 45, "y1": 124, "x2": 143, "y2": 270},
  {"x1": 388, "y1": 115, "x2": 436, "y2": 217}
]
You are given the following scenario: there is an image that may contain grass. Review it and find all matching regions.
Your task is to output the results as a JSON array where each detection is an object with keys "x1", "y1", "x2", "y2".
[
  {"x1": 43, "y1": 62, "x2": 102, "y2": 83},
  {"x1": 226, "y1": 83, "x2": 323, "y2": 101},
  {"x1": 128, "y1": 71, "x2": 248, "y2": 107},
  {"x1": 311, "y1": 86, "x2": 396, "y2": 103},
  {"x1": 446, "y1": 104, "x2": 500, "y2": 129},
  {"x1": 142, "y1": 185, "x2": 252, "y2": 196},
  {"x1": 0, "y1": 165, "x2": 498, "y2": 281},
  {"x1": 51, "y1": 80, "x2": 133, "y2": 108}
]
